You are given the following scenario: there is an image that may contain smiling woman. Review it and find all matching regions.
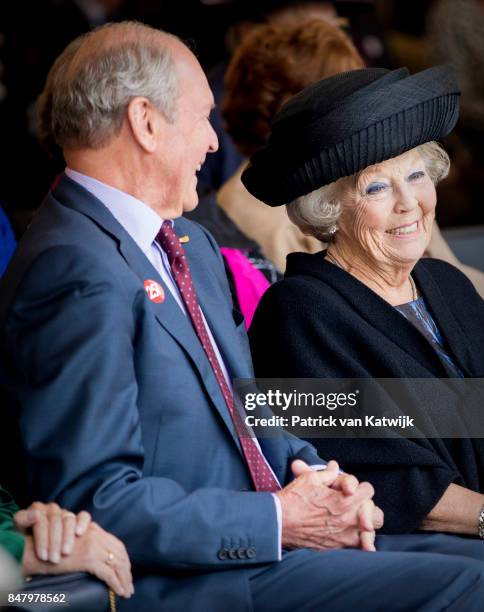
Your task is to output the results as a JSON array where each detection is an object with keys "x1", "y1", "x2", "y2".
[
  {"x1": 247, "y1": 65, "x2": 484, "y2": 536},
  {"x1": 286, "y1": 142, "x2": 449, "y2": 305}
]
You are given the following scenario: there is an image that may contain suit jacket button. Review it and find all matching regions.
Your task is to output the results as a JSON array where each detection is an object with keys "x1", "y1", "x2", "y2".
[
  {"x1": 217, "y1": 548, "x2": 229, "y2": 560},
  {"x1": 228, "y1": 548, "x2": 238, "y2": 560},
  {"x1": 246, "y1": 547, "x2": 257, "y2": 558},
  {"x1": 237, "y1": 548, "x2": 247, "y2": 559}
]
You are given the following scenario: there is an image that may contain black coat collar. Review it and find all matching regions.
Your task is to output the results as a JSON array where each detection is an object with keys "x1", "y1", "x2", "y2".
[{"x1": 285, "y1": 250, "x2": 473, "y2": 377}]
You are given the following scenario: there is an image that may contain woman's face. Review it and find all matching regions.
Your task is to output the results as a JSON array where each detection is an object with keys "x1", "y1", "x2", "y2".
[{"x1": 335, "y1": 148, "x2": 437, "y2": 268}]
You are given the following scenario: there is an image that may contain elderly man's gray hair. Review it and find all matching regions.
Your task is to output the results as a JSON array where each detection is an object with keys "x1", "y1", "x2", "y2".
[
  {"x1": 286, "y1": 141, "x2": 450, "y2": 242},
  {"x1": 41, "y1": 21, "x2": 179, "y2": 150}
]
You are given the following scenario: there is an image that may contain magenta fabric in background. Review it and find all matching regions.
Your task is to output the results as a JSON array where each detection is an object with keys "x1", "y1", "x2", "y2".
[{"x1": 220, "y1": 247, "x2": 270, "y2": 329}]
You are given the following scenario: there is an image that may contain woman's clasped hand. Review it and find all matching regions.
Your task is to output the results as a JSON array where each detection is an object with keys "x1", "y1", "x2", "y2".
[{"x1": 16, "y1": 501, "x2": 133, "y2": 598}]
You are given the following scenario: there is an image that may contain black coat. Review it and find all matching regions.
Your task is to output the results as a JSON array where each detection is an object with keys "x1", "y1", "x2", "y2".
[{"x1": 249, "y1": 251, "x2": 484, "y2": 533}]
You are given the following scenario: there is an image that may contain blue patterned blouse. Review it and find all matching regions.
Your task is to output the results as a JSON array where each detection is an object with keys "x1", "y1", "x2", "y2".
[{"x1": 395, "y1": 297, "x2": 464, "y2": 377}]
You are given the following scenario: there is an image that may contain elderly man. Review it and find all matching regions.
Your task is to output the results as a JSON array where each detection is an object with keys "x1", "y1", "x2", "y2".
[{"x1": 2, "y1": 21, "x2": 484, "y2": 612}]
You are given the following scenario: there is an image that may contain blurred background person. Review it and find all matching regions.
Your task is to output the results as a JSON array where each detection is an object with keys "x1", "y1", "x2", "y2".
[
  {"x1": 196, "y1": 0, "x2": 349, "y2": 191},
  {"x1": 426, "y1": 220, "x2": 484, "y2": 298},
  {"x1": 0, "y1": 0, "x2": 126, "y2": 238},
  {"x1": 3, "y1": 0, "x2": 481, "y2": 274},
  {"x1": 425, "y1": 0, "x2": 484, "y2": 231},
  {"x1": 427, "y1": 0, "x2": 484, "y2": 148},
  {"x1": 186, "y1": 16, "x2": 363, "y2": 325},
  {"x1": 218, "y1": 17, "x2": 361, "y2": 272},
  {"x1": 193, "y1": 0, "x2": 383, "y2": 192},
  {"x1": 377, "y1": 0, "x2": 484, "y2": 235}
]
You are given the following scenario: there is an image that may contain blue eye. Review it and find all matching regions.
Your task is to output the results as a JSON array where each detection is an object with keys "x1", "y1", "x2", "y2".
[
  {"x1": 408, "y1": 171, "x2": 425, "y2": 181},
  {"x1": 366, "y1": 182, "x2": 388, "y2": 195}
]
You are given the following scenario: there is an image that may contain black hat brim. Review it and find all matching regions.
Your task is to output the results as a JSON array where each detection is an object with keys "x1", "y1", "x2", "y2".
[{"x1": 242, "y1": 65, "x2": 460, "y2": 206}]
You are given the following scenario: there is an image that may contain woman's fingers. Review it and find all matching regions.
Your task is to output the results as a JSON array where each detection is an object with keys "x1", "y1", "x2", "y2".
[
  {"x1": 82, "y1": 527, "x2": 133, "y2": 597},
  {"x1": 95, "y1": 546, "x2": 132, "y2": 597},
  {"x1": 75, "y1": 511, "x2": 91, "y2": 536},
  {"x1": 104, "y1": 533, "x2": 133, "y2": 595},
  {"x1": 13, "y1": 508, "x2": 39, "y2": 532},
  {"x1": 15, "y1": 502, "x2": 76, "y2": 562},
  {"x1": 45, "y1": 504, "x2": 63, "y2": 563},
  {"x1": 30, "y1": 506, "x2": 49, "y2": 562},
  {"x1": 16, "y1": 502, "x2": 66, "y2": 563},
  {"x1": 16, "y1": 502, "x2": 133, "y2": 598},
  {"x1": 113, "y1": 555, "x2": 134, "y2": 597},
  {"x1": 93, "y1": 560, "x2": 127, "y2": 598},
  {"x1": 60, "y1": 512, "x2": 77, "y2": 555}
]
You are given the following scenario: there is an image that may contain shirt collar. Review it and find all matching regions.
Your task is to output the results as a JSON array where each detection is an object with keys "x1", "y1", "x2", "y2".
[{"x1": 65, "y1": 168, "x2": 172, "y2": 254}]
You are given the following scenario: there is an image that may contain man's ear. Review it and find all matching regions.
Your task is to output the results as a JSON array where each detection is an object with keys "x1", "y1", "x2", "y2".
[{"x1": 126, "y1": 97, "x2": 161, "y2": 153}]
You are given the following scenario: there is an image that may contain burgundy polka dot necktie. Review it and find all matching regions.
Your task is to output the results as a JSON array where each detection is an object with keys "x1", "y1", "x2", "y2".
[{"x1": 156, "y1": 221, "x2": 280, "y2": 492}]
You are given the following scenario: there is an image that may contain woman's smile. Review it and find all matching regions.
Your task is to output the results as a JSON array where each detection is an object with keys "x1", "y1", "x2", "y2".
[{"x1": 385, "y1": 220, "x2": 420, "y2": 238}]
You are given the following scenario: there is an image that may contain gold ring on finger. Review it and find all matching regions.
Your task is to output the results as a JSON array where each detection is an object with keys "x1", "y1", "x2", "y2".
[
  {"x1": 61, "y1": 512, "x2": 77, "y2": 520},
  {"x1": 105, "y1": 551, "x2": 116, "y2": 566}
]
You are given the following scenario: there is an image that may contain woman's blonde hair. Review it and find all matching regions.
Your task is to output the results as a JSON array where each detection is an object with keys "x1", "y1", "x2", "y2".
[{"x1": 286, "y1": 141, "x2": 450, "y2": 242}]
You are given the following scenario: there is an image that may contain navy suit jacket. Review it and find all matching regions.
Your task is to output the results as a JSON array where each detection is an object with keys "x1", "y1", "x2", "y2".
[{"x1": 0, "y1": 175, "x2": 322, "y2": 610}]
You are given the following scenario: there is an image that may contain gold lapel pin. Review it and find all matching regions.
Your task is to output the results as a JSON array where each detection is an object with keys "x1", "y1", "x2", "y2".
[{"x1": 179, "y1": 235, "x2": 190, "y2": 244}]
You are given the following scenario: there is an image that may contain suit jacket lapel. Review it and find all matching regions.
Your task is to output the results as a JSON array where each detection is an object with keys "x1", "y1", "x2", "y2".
[{"x1": 53, "y1": 175, "x2": 243, "y2": 452}]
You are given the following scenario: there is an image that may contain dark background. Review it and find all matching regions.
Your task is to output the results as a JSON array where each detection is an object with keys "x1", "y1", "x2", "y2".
[{"x1": 0, "y1": 0, "x2": 482, "y2": 236}]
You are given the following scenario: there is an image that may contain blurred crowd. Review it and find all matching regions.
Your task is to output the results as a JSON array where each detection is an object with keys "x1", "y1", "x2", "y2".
[{"x1": 0, "y1": 0, "x2": 483, "y2": 242}]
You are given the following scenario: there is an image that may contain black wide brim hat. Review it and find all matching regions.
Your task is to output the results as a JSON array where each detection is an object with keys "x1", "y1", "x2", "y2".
[{"x1": 241, "y1": 65, "x2": 460, "y2": 206}]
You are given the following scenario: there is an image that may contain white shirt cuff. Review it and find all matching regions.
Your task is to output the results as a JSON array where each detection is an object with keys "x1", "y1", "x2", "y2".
[{"x1": 271, "y1": 494, "x2": 282, "y2": 560}]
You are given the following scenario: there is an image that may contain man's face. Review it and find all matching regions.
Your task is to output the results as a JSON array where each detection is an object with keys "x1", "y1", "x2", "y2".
[{"x1": 157, "y1": 45, "x2": 218, "y2": 218}]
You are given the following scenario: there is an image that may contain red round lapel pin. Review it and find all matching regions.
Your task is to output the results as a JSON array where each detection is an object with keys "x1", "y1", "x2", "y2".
[{"x1": 144, "y1": 279, "x2": 165, "y2": 303}]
